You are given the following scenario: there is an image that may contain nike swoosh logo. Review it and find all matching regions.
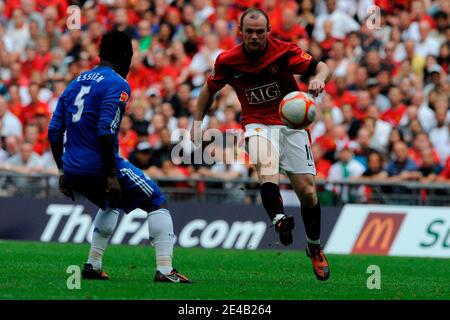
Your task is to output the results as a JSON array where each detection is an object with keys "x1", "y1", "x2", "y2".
[
  {"x1": 307, "y1": 163, "x2": 314, "y2": 167},
  {"x1": 233, "y1": 73, "x2": 244, "y2": 78},
  {"x1": 166, "y1": 275, "x2": 180, "y2": 283}
]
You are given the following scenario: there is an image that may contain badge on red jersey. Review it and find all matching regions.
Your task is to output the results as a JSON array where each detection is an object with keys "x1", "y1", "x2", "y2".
[
  {"x1": 268, "y1": 64, "x2": 279, "y2": 74},
  {"x1": 301, "y1": 52, "x2": 312, "y2": 60},
  {"x1": 120, "y1": 91, "x2": 129, "y2": 103}
]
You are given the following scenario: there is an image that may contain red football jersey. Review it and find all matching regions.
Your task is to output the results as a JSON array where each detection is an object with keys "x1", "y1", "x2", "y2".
[{"x1": 207, "y1": 36, "x2": 317, "y2": 127}]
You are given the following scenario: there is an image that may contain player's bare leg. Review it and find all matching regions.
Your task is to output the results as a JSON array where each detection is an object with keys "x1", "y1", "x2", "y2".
[
  {"x1": 148, "y1": 204, "x2": 191, "y2": 283},
  {"x1": 83, "y1": 208, "x2": 120, "y2": 280},
  {"x1": 248, "y1": 135, "x2": 295, "y2": 246},
  {"x1": 288, "y1": 173, "x2": 330, "y2": 281}
]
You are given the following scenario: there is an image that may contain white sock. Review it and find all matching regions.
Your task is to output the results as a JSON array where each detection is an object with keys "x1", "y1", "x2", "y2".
[
  {"x1": 148, "y1": 208, "x2": 175, "y2": 275},
  {"x1": 87, "y1": 208, "x2": 119, "y2": 270},
  {"x1": 272, "y1": 213, "x2": 286, "y2": 226},
  {"x1": 306, "y1": 236, "x2": 320, "y2": 246}
]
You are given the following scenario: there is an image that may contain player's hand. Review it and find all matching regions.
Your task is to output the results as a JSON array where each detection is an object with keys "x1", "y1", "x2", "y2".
[
  {"x1": 59, "y1": 175, "x2": 75, "y2": 201},
  {"x1": 106, "y1": 176, "x2": 121, "y2": 208},
  {"x1": 308, "y1": 78, "x2": 325, "y2": 97},
  {"x1": 190, "y1": 120, "x2": 203, "y2": 148}
]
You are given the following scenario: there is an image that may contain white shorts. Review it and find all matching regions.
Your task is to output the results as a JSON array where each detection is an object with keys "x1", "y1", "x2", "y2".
[{"x1": 244, "y1": 123, "x2": 316, "y2": 175}]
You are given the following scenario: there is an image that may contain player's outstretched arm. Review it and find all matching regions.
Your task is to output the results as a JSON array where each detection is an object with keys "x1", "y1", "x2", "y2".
[
  {"x1": 308, "y1": 61, "x2": 331, "y2": 97},
  {"x1": 190, "y1": 83, "x2": 217, "y2": 145}
]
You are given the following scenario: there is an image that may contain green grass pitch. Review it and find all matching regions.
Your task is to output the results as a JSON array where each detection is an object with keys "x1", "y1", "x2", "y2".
[{"x1": 0, "y1": 240, "x2": 448, "y2": 300}]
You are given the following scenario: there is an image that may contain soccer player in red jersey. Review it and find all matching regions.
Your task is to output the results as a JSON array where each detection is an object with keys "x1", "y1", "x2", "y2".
[{"x1": 192, "y1": 8, "x2": 331, "y2": 281}]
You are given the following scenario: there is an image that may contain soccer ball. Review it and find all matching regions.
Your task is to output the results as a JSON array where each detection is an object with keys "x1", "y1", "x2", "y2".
[{"x1": 279, "y1": 91, "x2": 317, "y2": 129}]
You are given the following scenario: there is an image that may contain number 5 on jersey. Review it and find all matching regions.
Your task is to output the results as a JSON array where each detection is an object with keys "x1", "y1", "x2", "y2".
[{"x1": 72, "y1": 85, "x2": 91, "y2": 123}]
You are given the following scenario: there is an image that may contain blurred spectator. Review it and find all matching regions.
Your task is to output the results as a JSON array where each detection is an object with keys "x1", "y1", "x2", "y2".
[
  {"x1": 112, "y1": 7, "x2": 134, "y2": 38},
  {"x1": 161, "y1": 75, "x2": 177, "y2": 104},
  {"x1": 154, "y1": 22, "x2": 175, "y2": 49},
  {"x1": 188, "y1": 32, "x2": 222, "y2": 88},
  {"x1": 321, "y1": 93, "x2": 343, "y2": 124},
  {"x1": 327, "y1": 143, "x2": 365, "y2": 202},
  {"x1": 3, "y1": 140, "x2": 40, "y2": 171},
  {"x1": 367, "y1": 77, "x2": 391, "y2": 113},
  {"x1": 354, "y1": 90, "x2": 371, "y2": 120},
  {"x1": 6, "y1": 9, "x2": 31, "y2": 56},
  {"x1": 360, "y1": 17, "x2": 383, "y2": 53},
  {"x1": 270, "y1": 6, "x2": 308, "y2": 43},
  {"x1": 179, "y1": 23, "x2": 200, "y2": 58},
  {"x1": 357, "y1": 150, "x2": 386, "y2": 203},
  {"x1": 7, "y1": 62, "x2": 29, "y2": 87},
  {"x1": 136, "y1": 19, "x2": 152, "y2": 53},
  {"x1": 0, "y1": 95, "x2": 22, "y2": 138},
  {"x1": 380, "y1": 86, "x2": 407, "y2": 126},
  {"x1": 161, "y1": 102, "x2": 178, "y2": 134},
  {"x1": 192, "y1": 0, "x2": 215, "y2": 27},
  {"x1": 312, "y1": 143, "x2": 331, "y2": 179},
  {"x1": 364, "y1": 50, "x2": 386, "y2": 79},
  {"x1": 384, "y1": 141, "x2": 421, "y2": 182},
  {"x1": 418, "y1": 147, "x2": 443, "y2": 183},
  {"x1": 313, "y1": 0, "x2": 360, "y2": 42},
  {"x1": 150, "y1": 158, "x2": 191, "y2": 189},
  {"x1": 198, "y1": 146, "x2": 247, "y2": 196},
  {"x1": 148, "y1": 112, "x2": 167, "y2": 149},
  {"x1": 332, "y1": 124, "x2": 350, "y2": 152},
  {"x1": 386, "y1": 127, "x2": 405, "y2": 156},
  {"x1": 213, "y1": 18, "x2": 236, "y2": 50},
  {"x1": 408, "y1": 131, "x2": 441, "y2": 167},
  {"x1": 353, "y1": 127, "x2": 376, "y2": 168},
  {"x1": 414, "y1": 20, "x2": 443, "y2": 58},
  {"x1": 319, "y1": 20, "x2": 339, "y2": 59},
  {"x1": 23, "y1": 122, "x2": 46, "y2": 155},
  {"x1": 312, "y1": 113, "x2": 337, "y2": 162},
  {"x1": 376, "y1": 67, "x2": 392, "y2": 96},
  {"x1": 21, "y1": 82, "x2": 50, "y2": 125},
  {"x1": 128, "y1": 142, "x2": 154, "y2": 171},
  {"x1": 340, "y1": 103, "x2": 361, "y2": 139},
  {"x1": 328, "y1": 143, "x2": 365, "y2": 181},
  {"x1": 119, "y1": 115, "x2": 138, "y2": 160},
  {"x1": 429, "y1": 94, "x2": 450, "y2": 163},
  {"x1": 171, "y1": 115, "x2": 195, "y2": 160},
  {"x1": 360, "y1": 150, "x2": 386, "y2": 180},
  {"x1": 424, "y1": 64, "x2": 444, "y2": 99},
  {"x1": 151, "y1": 128, "x2": 176, "y2": 168},
  {"x1": 0, "y1": 133, "x2": 7, "y2": 162},
  {"x1": 333, "y1": 76, "x2": 357, "y2": 110},
  {"x1": 298, "y1": 0, "x2": 316, "y2": 38},
  {"x1": 171, "y1": 82, "x2": 193, "y2": 117},
  {"x1": 3, "y1": 135, "x2": 20, "y2": 159},
  {"x1": 167, "y1": 41, "x2": 191, "y2": 85},
  {"x1": 329, "y1": 40, "x2": 350, "y2": 78},
  {"x1": 437, "y1": 157, "x2": 450, "y2": 182},
  {"x1": 437, "y1": 41, "x2": 449, "y2": 73},
  {"x1": 412, "y1": 90, "x2": 435, "y2": 133},
  {"x1": 219, "y1": 105, "x2": 241, "y2": 133},
  {"x1": 129, "y1": 99, "x2": 150, "y2": 137}
]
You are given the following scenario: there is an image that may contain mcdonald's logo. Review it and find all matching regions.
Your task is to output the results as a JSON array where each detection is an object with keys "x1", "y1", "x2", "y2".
[{"x1": 352, "y1": 213, "x2": 406, "y2": 255}]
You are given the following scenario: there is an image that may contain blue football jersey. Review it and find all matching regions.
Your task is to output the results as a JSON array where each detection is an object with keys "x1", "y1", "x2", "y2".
[{"x1": 48, "y1": 65, "x2": 130, "y2": 175}]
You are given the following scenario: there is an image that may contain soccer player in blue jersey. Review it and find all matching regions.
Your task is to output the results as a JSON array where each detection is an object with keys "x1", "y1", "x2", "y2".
[{"x1": 48, "y1": 31, "x2": 191, "y2": 283}]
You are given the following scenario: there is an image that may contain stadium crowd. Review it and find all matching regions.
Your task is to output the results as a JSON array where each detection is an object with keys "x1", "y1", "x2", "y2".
[{"x1": 0, "y1": 0, "x2": 449, "y2": 202}]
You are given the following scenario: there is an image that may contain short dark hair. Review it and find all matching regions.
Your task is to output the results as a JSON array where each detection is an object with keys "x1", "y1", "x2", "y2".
[
  {"x1": 99, "y1": 30, "x2": 132, "y2": 64},
  {"x1": 367, "y1": 150, "x2": 384, "y2": 165},
  {"x1": 239, "y1": 8, "x2": 269, "y2": 30}
]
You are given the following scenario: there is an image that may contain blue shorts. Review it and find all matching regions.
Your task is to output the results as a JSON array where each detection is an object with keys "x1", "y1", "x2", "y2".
[{"x1": 64, "y1": 160, "x2": 165, "y2": 213}]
